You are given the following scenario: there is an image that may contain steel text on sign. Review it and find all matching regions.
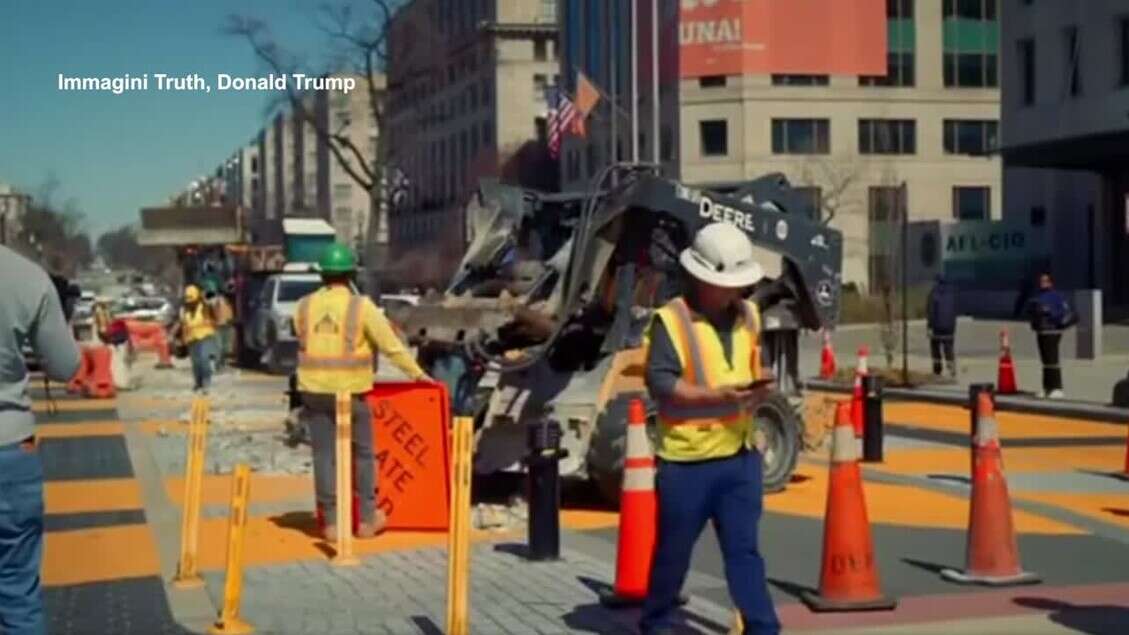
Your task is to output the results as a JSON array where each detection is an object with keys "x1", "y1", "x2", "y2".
[{"x1": 371, "y1": 399, "x2": 432, "y2": 516}]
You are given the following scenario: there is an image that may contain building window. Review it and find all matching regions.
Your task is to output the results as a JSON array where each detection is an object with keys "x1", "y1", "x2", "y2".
[
  {"x1": 1019, "y1": 38, "x2": 1036, "y2": 105},
  {"x1": 794, "y1": 186, "x2": 822, "y2": 222},
  {"x1": 699, "y1": 120, "x2": 729, "y2": 157},
  {"x1": 772, "y1": 74, "x2": 830, "y2": 86},
  {"x1": 953, "y1": 186, "x2": 990, "y2": 220},
  {"x1": 535, "y1": 117, "x2": 547, "y2": 144},
  {"x1": 482, "y1": 120, "x2": 493, "y2": 146},
  {"x1": 1120, "y1": 17, "x2": 1129, "y2": 87},
  {"x1": 534, "y1": 74, "x2": 548, "y2": 97},
  {"x1": 860, "y1": 0, "x2": 915, "y2": 87},
  {"x1": 1064, "y1": 26, "x2": 1081, "y2": 97},
  {"x1": 481, "y1": 78, "x2": 492, "y2": 105},
  {"x1": 334, "y1": 183, "x2": 352, "y2": 200},
  {"x1": 586, "y1": 143, "x2": 599, "y2": 178},
  {"x1": 1030, "y1": 206, "x2": 1046, "y2": 227},
  {"x1": 699, "y1": 75, "x2": 727, "y2": 88},
  {"x1": 942, "y1": 0, "x2": 999, "y2": 88},
  {"x1": 943, "y1": 120, "x2": 998, "y2": 155},
  {"x1": 858, "y1": 119, "x2": 916, "y2": 155},
  {"x1": 534, "y1": 38, "x2": 548, "y2": 61},
  {"x1": 567, "y1": 151, "x2": 581, "y2": 181},
  {"x1": 772, "y1": 119, "x2": 831, "y2": 154}
]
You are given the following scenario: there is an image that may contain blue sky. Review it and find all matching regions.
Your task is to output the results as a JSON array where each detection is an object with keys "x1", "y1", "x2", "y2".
[{"x1": 0, "y1": 1, "x2": 357, "y2": 237}]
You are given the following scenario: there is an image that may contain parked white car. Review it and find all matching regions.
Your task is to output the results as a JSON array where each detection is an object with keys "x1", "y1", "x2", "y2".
[{"x1": 244, "y1": 272, "x2": 326, "y2": 374}]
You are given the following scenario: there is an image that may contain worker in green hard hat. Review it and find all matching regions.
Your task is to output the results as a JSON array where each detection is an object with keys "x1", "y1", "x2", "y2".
[{"x1": 292, "y1": 242, "x2": 432, "y2": 540}]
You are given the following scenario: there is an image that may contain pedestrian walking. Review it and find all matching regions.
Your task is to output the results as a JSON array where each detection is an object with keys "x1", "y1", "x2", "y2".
[
  {"x1": 175, "y1": 284, "x2": 218, "y2": 394},
  {"x1": 206, "y1": 282, "x2": 234, "y2": 372},
  {"x1": 1024, "y1": 273, "x2": 1076, "y2": 399},
  {"x1": 640, "y1": 223, "x2": 779, "y2": 635},
  {"x1": 926, "y1": 273, "x2": 958, "y2": 378},
  {"x1": 293, "y1": 243, "x2": 433, "y2": 541},
  {"x1": 0, "y1": 246, "x2": 82, "y2": 634}
]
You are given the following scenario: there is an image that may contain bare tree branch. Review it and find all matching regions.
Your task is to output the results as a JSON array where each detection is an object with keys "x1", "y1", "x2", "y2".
[{"x1": 225, "y1": 14, "x2": 376, "y2": 189}]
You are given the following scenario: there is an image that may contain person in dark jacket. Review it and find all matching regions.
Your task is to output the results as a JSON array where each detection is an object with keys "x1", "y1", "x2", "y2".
[
  {"x1": 927, "y1": 274, "x2": 958, "y2": 378},
  {"x1": 1025, "y1": 273, "x2": 1075, "y2": 399}
]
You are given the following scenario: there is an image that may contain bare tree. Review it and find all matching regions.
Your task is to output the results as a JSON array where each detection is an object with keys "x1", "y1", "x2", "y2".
[
  {"x1": 798, "y1": 157, "x2": 865, "y2": 225},
  {"x1": 225, "y1": 1, "x2": 406, "y2": 275}
]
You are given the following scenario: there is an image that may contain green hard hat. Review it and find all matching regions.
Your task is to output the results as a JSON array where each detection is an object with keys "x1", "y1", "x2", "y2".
[{"x1": 318, "y1": 242, "x2": 357, "y2": 274}]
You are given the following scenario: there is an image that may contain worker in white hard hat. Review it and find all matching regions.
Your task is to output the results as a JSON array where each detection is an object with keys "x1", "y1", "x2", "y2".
[{"x1": 640, "y1": 222, "x2": 779, "y2": 635}]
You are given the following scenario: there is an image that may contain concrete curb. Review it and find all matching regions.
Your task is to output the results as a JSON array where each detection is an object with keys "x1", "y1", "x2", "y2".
[{"x1": 803, "y1": 379, "x2": 1129, "y2": 424}]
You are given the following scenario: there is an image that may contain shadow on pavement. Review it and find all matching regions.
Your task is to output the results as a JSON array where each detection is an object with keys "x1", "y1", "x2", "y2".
[
  {"x1": 767, "y1": 577, "x2": 815, "y2": 601},
  {"x1": 1014, "y1": 597, "x2": 1129, "y2": 635},
  {"x1": 410, "y1": 615, "x2": 444, "y2": 635},
  {"x1": 492, "y1": 542, "x2": 530, "y2": 559},
  {"x1": 901, "y1": 557, "x2": 953, "y2": 576},
  {"x1": 1102, "y1": 507, "x2": 1129, "y2": 518},
  {"x1": 268, "y1": 511, "x2": 336, "y2": 558}
]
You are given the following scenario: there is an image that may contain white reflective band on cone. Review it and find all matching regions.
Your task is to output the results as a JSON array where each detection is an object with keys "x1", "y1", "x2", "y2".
[
  {"x1": 623, "y1": 466, "x2": 656, "y2": 492},
  {"x1": 975, "y1": 417, "x2": 1000, "y2": 447},
  {"x1": 626, "y1": 423, "x2": 653, "y2": 459},
  {"x1": 830, "y1": 425, "x2": 857, "y2": 463}
]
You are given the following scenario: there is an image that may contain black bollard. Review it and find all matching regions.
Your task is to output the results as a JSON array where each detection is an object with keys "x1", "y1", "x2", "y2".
[
  {"x1": 526, "y1": 419, "x2": 568, "y2": 561},
  {"x1": 287, "y1": 373, "x2": 301, "y2": 411},
  {"x1": 862, "y1": 375, "x2": 884, "y2": 463}
]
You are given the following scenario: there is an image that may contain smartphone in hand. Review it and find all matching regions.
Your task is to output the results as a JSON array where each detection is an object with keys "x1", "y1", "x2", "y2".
[{"x1": 744, "y1": 376, "x2": 777, "y2": 391}]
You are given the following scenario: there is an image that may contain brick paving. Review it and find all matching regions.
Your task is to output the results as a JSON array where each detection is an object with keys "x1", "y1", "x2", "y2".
[{"x1": 203, "y1": 543, "x2": 736, "y2": 635}]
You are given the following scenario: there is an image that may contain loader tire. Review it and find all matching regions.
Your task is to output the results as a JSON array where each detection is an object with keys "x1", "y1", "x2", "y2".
[
  {"x1": 757, "y1": 391, "x2": 802, "y2": 494},
  {"x1": 586, "y1": 394, "x2": 644, "y2": 507},
  {"x1": 588, "y1": 391, "x2": 801, "y2": 505}
]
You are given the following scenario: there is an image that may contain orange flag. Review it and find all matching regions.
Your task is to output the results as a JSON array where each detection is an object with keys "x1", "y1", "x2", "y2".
[{"x1": 576, "y1": 72, "x2": 601, "y2": 119}]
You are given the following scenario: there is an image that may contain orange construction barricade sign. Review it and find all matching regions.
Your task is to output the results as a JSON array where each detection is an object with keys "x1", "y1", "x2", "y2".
[{"x1": 365, "y1": 382, "x2": 452, "y2": 531}]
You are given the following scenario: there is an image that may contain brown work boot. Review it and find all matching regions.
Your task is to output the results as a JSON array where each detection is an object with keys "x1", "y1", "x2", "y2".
[
  {"x1": 357, "y1": 511, "x2": 388, "y2": 539},
  {"x1": 322, "y1": 524, "x2": 338, "y2": 543}
]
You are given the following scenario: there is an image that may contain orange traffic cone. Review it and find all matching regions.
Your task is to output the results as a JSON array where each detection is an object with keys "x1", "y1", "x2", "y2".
[
  {"x1": 997, "y1": 330, "x2": 1018, "y2": 395},
  {"x1": 153, "y1": 328, "x2": 174, "y2": 369},
  {"x1": 819, "y1": 331, "x2": 837, "y2": 379},
  {"x1": 850, "y1": 347, "x2": 869, "y2": 437},
  {"x1": 67, "y1": 347, "x2": 92, "y2": 395},
  {"x1": 600, "y1": 398, "x2": 657, "y2": 607},
  {"x1": 802, "y1": 402, "x2": 896, "y2": 611},
  {"x1": 941, "y1": 393, "x2": 1040, "y2": 586},
  {"x1": 84, "y1": 346, "x2": 116, "y2": 399}
]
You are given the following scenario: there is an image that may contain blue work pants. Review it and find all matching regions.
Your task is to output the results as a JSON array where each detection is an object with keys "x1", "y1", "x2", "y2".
[
  {"x1": 641, "y1": 449, "x2": 779, "y2": 635},
  {"x1": 0, "y1": 439, "x2": 45, "y2": 635}
]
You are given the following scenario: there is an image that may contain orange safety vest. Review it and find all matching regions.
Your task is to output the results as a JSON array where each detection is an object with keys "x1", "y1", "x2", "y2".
[
  {"x1": 294, "y1": 287, "x2": 374, "y2": 394},
  {"x1": 648, "y1": 297, "x2": 762, "y2": 462}
]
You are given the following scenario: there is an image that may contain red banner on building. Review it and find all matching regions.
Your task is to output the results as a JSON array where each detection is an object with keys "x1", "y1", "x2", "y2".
[{"x1": 680, "y1": 0, "x2": 887, "y2": 78}]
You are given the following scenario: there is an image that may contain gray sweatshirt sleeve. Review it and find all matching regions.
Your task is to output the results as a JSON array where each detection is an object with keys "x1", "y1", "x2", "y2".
[
  {"x1": 645, "y1": 318, "x2": 682, "y2": 400},
  {"x1": 31, "y1": 281, "x2": 81, "y2": 383}
]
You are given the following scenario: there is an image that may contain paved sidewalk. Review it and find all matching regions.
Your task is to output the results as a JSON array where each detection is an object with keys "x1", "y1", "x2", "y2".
[{"x1": 203, "y1": 543, "x2": 737, "y2": 635}]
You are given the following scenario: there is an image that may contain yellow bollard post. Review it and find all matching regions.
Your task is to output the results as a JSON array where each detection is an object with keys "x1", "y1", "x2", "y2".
[
  {"x1": 174, "y1": 397, "x2": 209, "y2": 589},
  {"x1": 446, "y1": 416, "x2": 473, "y2": 635},
  {"x1": 209, "y1": 463, "x2": 254, "y2": 634},
  {"x1": 330, "y1": 392, "x2": 359, "y2": 566}
]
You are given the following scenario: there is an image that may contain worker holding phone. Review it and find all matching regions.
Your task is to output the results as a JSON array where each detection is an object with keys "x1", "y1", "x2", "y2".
[{"x1": 640, "y1": 222, "x2": 779, "y2": 635}]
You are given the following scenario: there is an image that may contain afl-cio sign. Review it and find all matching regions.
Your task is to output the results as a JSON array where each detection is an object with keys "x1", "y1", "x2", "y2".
[{"x1": 699, "y1": 196, "x2": 756, "y2": 234}]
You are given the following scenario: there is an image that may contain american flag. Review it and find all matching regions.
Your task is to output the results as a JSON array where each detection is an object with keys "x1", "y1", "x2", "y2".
[{"x1": 546, "y1": 87, "x2": 578, "y2": 160}]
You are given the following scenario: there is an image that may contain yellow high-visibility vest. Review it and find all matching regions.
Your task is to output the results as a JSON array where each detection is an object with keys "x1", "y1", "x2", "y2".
[
  {"x1": 181, "y1": 304, "x2": 216, "y2": 344},
  {"x1": 294, "y1": 286, "x2": 374, "y2": 394},
  {"x1": 647, "y1": 297, "x2": 762, "y2": 462}
]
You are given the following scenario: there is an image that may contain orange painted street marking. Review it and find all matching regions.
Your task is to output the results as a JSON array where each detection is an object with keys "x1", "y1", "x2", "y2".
[
  {"x1": 43, "y1": 524, "x2": 161, "y2": 586},
  {"x1": 45, "y1": 479, "x2": 143, "y2": 515}
]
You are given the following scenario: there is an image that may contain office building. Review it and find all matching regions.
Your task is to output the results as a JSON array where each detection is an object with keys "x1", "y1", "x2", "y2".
[
  {"x1": 384, "y1": 0, "x2": 559, "y2": 289},
  {"x1": 561, "y1": 0, "x2": 1003, "y2": 292},
  {"x1": 1000, "y1": 0, "x2": 1129, "y2": 316}
]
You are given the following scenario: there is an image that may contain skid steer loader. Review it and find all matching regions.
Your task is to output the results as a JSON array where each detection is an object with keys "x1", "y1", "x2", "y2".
[{"x1": 386, "y1": 165, "x2": 842, "y2": 501}]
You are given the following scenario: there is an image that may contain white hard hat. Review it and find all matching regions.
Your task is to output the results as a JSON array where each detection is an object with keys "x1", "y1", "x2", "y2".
[{"x1": 679, "y1": 222, "x2": 764, "y2": 288}]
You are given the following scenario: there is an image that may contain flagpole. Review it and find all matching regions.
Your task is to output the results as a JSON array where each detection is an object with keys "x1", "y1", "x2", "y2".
[
  {"x1": 631, "y1": 0, "x2": 639, "y2": 163},
  {"x1": 651, "y1": 0, "x2": 659, "y2": 166}
]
